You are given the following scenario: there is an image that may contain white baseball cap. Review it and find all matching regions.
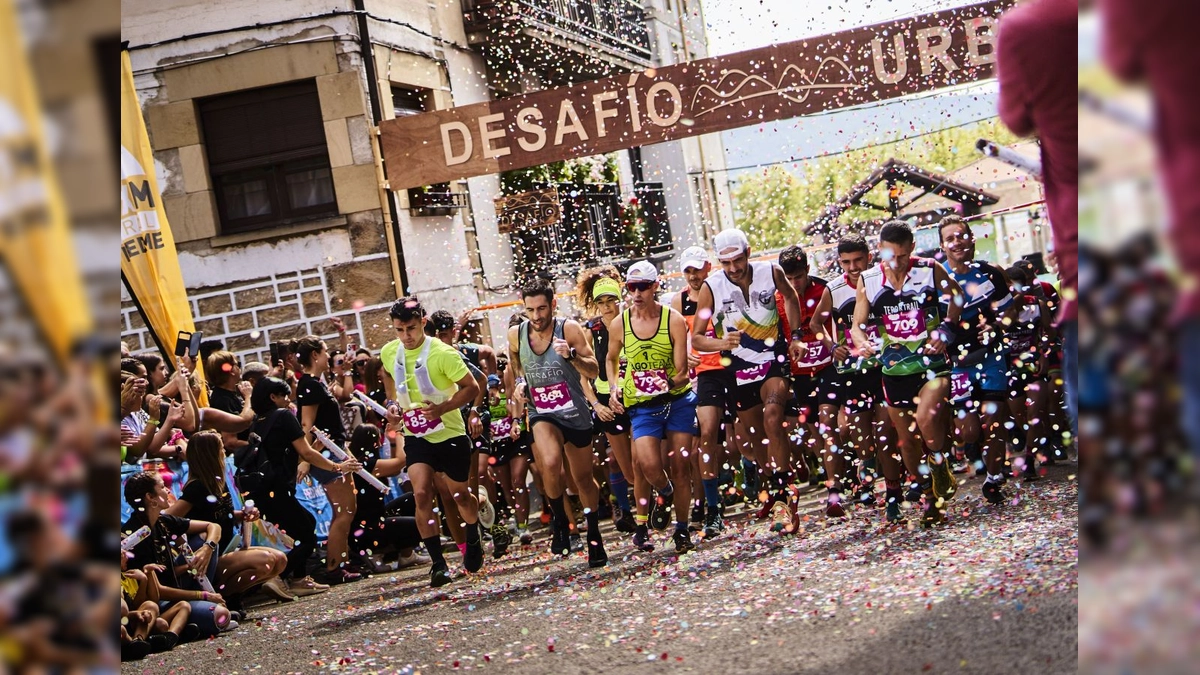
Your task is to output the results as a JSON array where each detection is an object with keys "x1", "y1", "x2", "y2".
[
  {"x1": 713, "y1": 229, "x2": 750, "y2": 261},
  {"x1": 678, "y1": 246, "x2": 710, "y2": 272},
  {"x1": 625, "y1": 260, "x2": 659, "y2": 283}
]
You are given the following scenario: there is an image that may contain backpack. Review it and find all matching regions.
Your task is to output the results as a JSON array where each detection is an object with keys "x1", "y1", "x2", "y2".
[{"x1": 234, "y1": 410, "x2": 282, "y2": 495}]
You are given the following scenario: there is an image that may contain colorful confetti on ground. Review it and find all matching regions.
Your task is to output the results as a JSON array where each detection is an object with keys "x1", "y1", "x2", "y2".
[{"x1": 125, "y1": 467, "x2": 1077, "y2": 674}]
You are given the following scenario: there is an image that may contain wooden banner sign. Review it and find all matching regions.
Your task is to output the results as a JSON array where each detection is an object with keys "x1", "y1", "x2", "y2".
[
  {"x1": 495, "y1": 187, "x2": 561, "y2": 234},
  {"x1": 380, "y1": 1, "x2": 1011, "y2": 190}
]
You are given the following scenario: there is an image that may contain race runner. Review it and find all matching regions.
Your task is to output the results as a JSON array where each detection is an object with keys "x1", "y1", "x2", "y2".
[
  {"x1": 380, "y1": 298, "x2": 485, "y2": 587},
  {"x1": 670, "y1": 246, "x2": 728, "y2": 539},
  {"x1": 824, "y1": 235, "x2": 902, "y2": 521},
  {"x1": 938, "y1": 216, "x2": 1020, "y2": 504},
  {"x1": 606, "y1": 261, "x2": 699, "y2": 554},
  {"x1": 506, "y1": 277, "x2": 609, "y2": 568},
  {"x1": 853, "y1": 221, "x2": 964, "y2": 527},
  {"x1": 689, "y1": 228, "x2": 810, "y2": 534}
]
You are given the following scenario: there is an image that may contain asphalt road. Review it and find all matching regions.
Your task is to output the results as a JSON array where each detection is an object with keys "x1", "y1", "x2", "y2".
[{"x1": 123, "y1": 466, "x2": 1078, "y2": 674}]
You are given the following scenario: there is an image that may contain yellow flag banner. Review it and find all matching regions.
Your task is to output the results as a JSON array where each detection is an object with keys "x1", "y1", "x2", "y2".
[
  {"x1": 0, "y1": 0, "x2": 92, "y2": 365},
  {"x1": 121, "y1": 50, "x2": 206, "y2": 403}
]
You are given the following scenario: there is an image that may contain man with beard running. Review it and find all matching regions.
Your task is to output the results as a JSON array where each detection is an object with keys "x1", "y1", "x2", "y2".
[
  {"x1": 824, "y1": 235, "x2": 902, "y2": 522},
  {"x1": 690, "y1": 228, "x2": 810, "y2": 534},
  {"x1": 505, "y1": 277, "x2": 609, "y2": 568},
  {"x1": 671, "y1": 246, "x2": 728, "y2": 539},
  {"x1": 938, "y1": 216, "x2": 1018, "y2": 504},
  {"x1": 853, "y1": 221, "x2": 964, "y2": 527}
]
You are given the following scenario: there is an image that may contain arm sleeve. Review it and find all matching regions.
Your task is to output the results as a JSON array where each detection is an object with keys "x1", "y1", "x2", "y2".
[
  {"x1": 440, "y1": 348, "x2": 470, "y2": 384},
  {"x1": 276, "y1": 411, "x2": 306, "y2": 444},
  {"x1": 158, "y1": 514, "x2": 192, "y2": 536},
  {"x1": 295, "y1": 378, "x2": 316, "y2": 408}
]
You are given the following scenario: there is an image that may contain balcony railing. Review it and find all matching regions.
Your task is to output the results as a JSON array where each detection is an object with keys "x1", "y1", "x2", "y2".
[
  {"x1": 461, "y1": 0, "x2": 652, "y2": 68},
  {"x1": 408, "y1": 184, "x2": 468, "y2": 217}
]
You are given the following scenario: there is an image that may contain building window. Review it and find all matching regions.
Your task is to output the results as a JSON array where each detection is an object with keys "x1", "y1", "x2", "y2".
[
  {"x1": 391, "y1": 84, "x2": 457, "y2": 212},
  {"x1": 199, "y1": 80, "x2": 337, "y2": 234},
  {"x1": 391, "y1": 85, "x2": 430, "y2": 117}
]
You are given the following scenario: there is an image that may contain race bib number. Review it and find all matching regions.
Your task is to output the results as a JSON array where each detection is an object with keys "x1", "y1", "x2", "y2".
[
  {"x1": 735, "y1": 361, "x2": 771, "y2": 386},
  {"x1": 950, "y1": 372, "x2": 973, "y2": 402},
  {"x1": 531, "y1": 382, "x2": 576, "y2": 414},
  {"x1": 631, "y1": 369, "x2": 670, "y2": 397},
  {"x1": 402, "y1": 409, "x2": 445, "y2": 437},
  {"x1": 883, "y1": 309, "x2": 928, "y2": 341},
  {"x1": 490, "y1": 416, "x2": 514, "y2": 438},
  {"x1": 795, "y1": 340, "x2": 832, "y2": 368}
]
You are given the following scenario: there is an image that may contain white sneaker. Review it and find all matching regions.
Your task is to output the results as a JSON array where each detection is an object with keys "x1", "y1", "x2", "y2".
[
  {"x1": 396, "y1": 549, "x2": 432, "y2": 569},
  {"x1": 478, "y1": 487, "x2": 496, "y2": 529}
]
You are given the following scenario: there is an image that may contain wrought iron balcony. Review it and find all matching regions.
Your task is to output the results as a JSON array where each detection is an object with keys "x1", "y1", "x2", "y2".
[{"x1": 461, "y1": 1, "x2": 652, "y2": 84}]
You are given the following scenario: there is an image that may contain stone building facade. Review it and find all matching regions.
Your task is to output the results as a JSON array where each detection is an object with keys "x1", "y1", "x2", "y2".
[{"x1": 120, "y1": 1, "x2": 732, "y2": 361}]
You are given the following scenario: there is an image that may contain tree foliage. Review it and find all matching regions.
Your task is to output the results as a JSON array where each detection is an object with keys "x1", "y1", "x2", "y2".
[{"x1": 732, "y1": 119, "x2": 1021, "y2": 250}]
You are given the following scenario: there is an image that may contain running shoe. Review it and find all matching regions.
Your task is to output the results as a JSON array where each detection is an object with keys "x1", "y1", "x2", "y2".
[
  {"x1": 478, "y1": 487, "x2": 496, "y2": 529},
  {"x1": 1021, "y1": 453, "x2": 1040, "y2": 481},
  {"x1": 930, "y1": 454, "x2": 958, "y2": 501},
  {"x1": 490, "y1": 523, "x2": 512, "y2": 559},
  {"x1": 690, "y1": 502, "x2": 705, "y2": 527},
  {"x1": 549, "y1": 524, "x2": 570, "y2": 557},
  {"x1": 703, "y1": 505, "x2": 724, "y2": 539},
  {"x1": 650, "y1": 492, "x2": 671, "y2": 531},
  {"x1": 464, "y1": 536, "x2": 484, "y2": 573},
  {"x1": 825, "y1": 492, "x2": 846, "y2": 518},
  {"x1": 614, "y1": 508, "x2": 636, "y2": 534},
  {"x1": 395, "y1": 548, "x2": 432, "y2": 569},
  {"x1": 754, "y1": 492, "x2": 780, "y2": 520},
  {"x1": 920, "y1": 493, "x2": 945, "y2": 528},
  {"x1": 905, "y1": 476, "x2": 929, "y2": 503},
  {"x1": 672, "y1": 528, "x2": 696, "y2": 554},
  {"x1": 430, "y1": 562, "x2": 452, "y2": 588},
  {"x1": 587, "y1": 535, "x2": 608, "y2": 568},
  {"x1": 632, "y1": 525, "x2": 655, "y2": 552},
  {"x1": 884, "y1": 489, "x2": 904, "y2": 524},
  {"x1": 852, "y1": 480, "x2": 876, "y2": 506},
  {"x1": 517, "y1": 526, "x2": 533, "y2": 545},
  {"x1": 982, "y1": 478, "x2": 1006, "y2": 505}
]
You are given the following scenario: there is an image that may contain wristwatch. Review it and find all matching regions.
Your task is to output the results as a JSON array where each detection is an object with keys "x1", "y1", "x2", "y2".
[
  {"x1": 204, "y1": 540, "x2": 218, "y2": 551},
  {"x1": 565, "y1": 347, "x2": 578, "y2": 361}
]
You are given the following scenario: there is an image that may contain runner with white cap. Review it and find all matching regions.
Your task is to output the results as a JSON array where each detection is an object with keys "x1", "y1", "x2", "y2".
[
  {"x1": 670, "y1": 246, "x2": 729, "y2": 539},
  {"x1": 606, "y1": 261, "x2": 699, "y2": 554},
  {"x1": 689, "y1": 228, "x2": 811, "y2": 534}
]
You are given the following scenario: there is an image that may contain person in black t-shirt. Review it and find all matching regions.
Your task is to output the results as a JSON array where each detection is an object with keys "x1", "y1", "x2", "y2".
[
  {"x1": 204, "y1": 350, "x2": 255, "y2": 452},
  {"x1": 245, "y1": 376, "x2": 360, "y2": 596},
  {"x1": 120, "y1": 471, "x2": 234, "y2": 631},
  {"x1": 293, "y1": 335, "x2": 360, "y2": 584},
  {"x1": 165, "y1": 431, "x2": 289, "y2": 604}
]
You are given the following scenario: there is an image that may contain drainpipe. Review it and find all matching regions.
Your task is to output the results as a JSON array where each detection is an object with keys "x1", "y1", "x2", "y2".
[{"x1": 354, "y1": 0, "x2": 409, "y2": 296}]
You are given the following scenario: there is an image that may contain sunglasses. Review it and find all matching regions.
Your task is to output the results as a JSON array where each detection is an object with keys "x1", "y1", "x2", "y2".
[{"x1": 625, "y1": 281, "x2": 654, "y2": 293}]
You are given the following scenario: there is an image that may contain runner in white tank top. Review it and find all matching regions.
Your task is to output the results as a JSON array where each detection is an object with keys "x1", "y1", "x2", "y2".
[{"x1": 688, "y1": 228, "x2": 811, "y2": 535}]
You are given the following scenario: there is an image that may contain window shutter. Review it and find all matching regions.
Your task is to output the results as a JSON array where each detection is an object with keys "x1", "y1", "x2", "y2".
[{"x1": 201, "y1": 81, "x2": 327, "y2": 173}]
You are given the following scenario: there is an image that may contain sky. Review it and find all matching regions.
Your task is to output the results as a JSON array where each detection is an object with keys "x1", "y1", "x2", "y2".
[{"x1": 696, "y1": 0, "x2": 1006, "y2": 179}]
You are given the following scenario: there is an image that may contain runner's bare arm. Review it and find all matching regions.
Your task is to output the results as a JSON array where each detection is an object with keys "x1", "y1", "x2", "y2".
[
  {"x1": 690, "y1": 282, "x2": 724, "y2": 352},
  {"x1": 851, "y1": 276, "x2": 874, "y2": 354},
  {"x1": 477, "y1": 344, "x2": 498, "y2": 376},
  {"x1": 563, "y1": 320, "x2": 600, "y2": 380},
  {"x1": 505, "y1": 325, "x2": 525, "y2": 416},
  {"x1": 669, "y1": 291, "x2": 683, "y2": 314},
  {"x1": 772, "y1": 264, "x2": 803, "y2": 337},
  {"x1": 667, "y1": 309, "x2": 691, "y2": 389},
  {"x1": 606, "y1": 313, "x2": 626, "y2": 413},
  {"x1": 809, "y1": 287, "x2": 835, "y2": 348}
]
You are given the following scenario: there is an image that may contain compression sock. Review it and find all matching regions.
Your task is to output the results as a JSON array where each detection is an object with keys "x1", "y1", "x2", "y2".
[
  {"x1": 609, "y1": 472, "x2": 632, "y2": 513},
  {"x1": 423, "y1": 536, "x2": 446, "y2": 566},
  {"x1": 702, "y1": 478, "x2": 722, "y2": 510}
]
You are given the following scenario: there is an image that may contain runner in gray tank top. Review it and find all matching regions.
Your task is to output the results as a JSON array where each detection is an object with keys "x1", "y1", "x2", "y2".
[{"x1": 505, "y1": 277, "x2": 609, "y2": 568}]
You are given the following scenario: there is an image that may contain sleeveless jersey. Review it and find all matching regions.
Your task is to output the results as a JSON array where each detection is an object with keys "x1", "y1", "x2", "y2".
[
  {"x1": 705, "y1": 261, "x2": 782, "y2": 369},
  {"x1": 775, "y1": 276, "x2": 832, "y2": 377},
  {"x1": 860, "y1": 257, "x2": 949, "y2": 377},
  {"x1": 828, "y1": 272, "x2": 882, "y2": 373},
  {"x1": 518, "y1": 319, "x2": 592, "y2": 430},
  {"x1": 679, "y1": 287, "x2": 722, "y2": 374},
  {"x1": 487, "y1": 392, "x2": 525, "y2": 440},
  {"x1": 620, "y1": 307, "x2": 690, "y2": 408}
]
